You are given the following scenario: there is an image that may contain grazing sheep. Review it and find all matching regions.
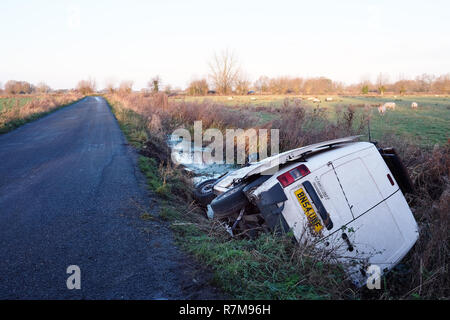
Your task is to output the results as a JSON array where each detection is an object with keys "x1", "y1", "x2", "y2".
[
  {"x1": 383, "y1": 102, "x2": 396, "y2": 110},
  {"x1": 325, "y1": 97, "x2": 333, "y2": 102},
  {"x1": 378, "y1": 105, "x2": 386, "y2": 115},
  {"x1": 313, "y1": 98, "x2": 321, "y2": 103},
  {"x1": 411, "y1": 102, "x2": 418, "y2": 109}
]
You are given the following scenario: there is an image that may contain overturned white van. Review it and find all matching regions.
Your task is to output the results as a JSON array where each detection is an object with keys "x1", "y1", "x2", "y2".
[{"x1": 194, "y1": 137, "x2": 419, "y2": 285}]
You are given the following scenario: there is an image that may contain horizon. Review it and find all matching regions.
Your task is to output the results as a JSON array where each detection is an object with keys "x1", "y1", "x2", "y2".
[{"x1": 1, "y1": 0, "x2": 449, "y2": 90}]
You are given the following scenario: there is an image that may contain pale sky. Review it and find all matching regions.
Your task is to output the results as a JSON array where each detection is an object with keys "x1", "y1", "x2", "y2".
[{"x1": 1, "y1": 0, "x2": 449, "y2": 90}]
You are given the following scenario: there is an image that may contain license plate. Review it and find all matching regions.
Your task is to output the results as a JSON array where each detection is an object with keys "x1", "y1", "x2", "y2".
[{"x1": 295, "y1": 188, "x2": 323, "y2": 233}]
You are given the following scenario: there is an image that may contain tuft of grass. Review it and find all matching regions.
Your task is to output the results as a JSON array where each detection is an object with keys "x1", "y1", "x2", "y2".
[
  {"x1": 108, "y1": 101, "x2": 149, "y2": 148},
  {"x1": 174, "y1": 230, "x2": 348, "y2": 300},
  {"x1": 140, "y1": 213, "x2": 156, "y2": 221},
  {"x1": 138, "y1": 157, "x2": 171, "y2": 197},
  {"x1": 159, "y1": 205, "x2": 181, "y2": 221}
]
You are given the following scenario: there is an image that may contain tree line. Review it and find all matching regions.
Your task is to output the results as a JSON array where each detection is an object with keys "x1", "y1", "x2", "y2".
[
  {"x1": 0, "y1": 80, "x2": 52, "y2": 94},
  {"x1": 183, "y1": 50, "x2": 450, "y2": 95},
  {"x1": 1, "y1": 49, "x2": 448, "y2": 96}
]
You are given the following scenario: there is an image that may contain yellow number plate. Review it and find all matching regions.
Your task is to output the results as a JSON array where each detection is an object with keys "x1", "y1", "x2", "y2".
[{"x1": 295, "y1": 188, "x2": 323, "y2": 233}]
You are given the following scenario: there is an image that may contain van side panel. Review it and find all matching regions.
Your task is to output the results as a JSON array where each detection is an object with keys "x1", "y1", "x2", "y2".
[{"x1": 383, "y1": 191, "x2": 419, "y2": 251}]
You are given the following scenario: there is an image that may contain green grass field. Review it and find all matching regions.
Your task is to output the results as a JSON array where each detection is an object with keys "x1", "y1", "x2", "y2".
[
  {"x1": 0, "y1": 94, "x2": 84, "y2": 134},
  {"x1": 174, "y1": 95, "x2": 450, "y2": 147},
  {"x1": 0, "y1": 96, "x2": 33, "y2": 112}
]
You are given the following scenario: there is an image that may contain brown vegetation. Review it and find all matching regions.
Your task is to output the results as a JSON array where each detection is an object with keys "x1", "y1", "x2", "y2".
[
  {"x1": 185, "y1": 73, "x2": 450, "y2": 96},
  {"x1": 187, "y1": 79, "x2": 209, "y2": 96},
  {"x1": 0, "y1": 93, "x2": 83, "y2": 133},
  {"x1": 76, "y1": 78, "x2": 96, "y2": 95},
  {"x1": 4, "y1": 80, "x2": 35, "y2": 94},
  {"x1": 374, "y1": 136, "x2": 449, "y2": 299}
]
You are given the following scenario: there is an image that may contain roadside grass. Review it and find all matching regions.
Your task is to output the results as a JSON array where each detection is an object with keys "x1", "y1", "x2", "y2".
[
  {"x1": 138, "y1": 157, "x2": 171, "y2": 198},
  {"x1": 108, "y1": 100, "x2": 148, "y2": 148},
  {"x1": 0, "y1": 94, "x2": 84, "y2": 134},
  {"x1": 178, "y1": 232, "x2": 347, "y2": 300}
]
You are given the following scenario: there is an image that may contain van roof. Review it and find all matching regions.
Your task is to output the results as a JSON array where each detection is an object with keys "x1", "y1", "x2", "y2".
[
  {"x1": 244, "y1": 136, "x2": 366, "y2": 178},
  {"x1": 302, "y1": 141, "x2": 375, "y2": 171}
]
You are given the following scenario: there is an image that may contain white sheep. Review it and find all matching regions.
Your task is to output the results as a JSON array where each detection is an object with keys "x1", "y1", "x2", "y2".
[
  {"x1": 378, "y1": 105, "x2": 386, "y2": 115},
  {"x1": 411, "y1": 102, "x2": 418, "y2": 109},
  {"x1": 383, "y1": 102, "x2": 396, "y2": 111}
]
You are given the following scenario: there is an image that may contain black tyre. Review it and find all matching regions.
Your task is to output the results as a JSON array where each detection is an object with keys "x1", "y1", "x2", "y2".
[
  {"x1": 193, "y1": 179, "x2": 217, "y2": 207},
  {"x1": 210, "y1": 183, "x2": 249, "y2": 218}
]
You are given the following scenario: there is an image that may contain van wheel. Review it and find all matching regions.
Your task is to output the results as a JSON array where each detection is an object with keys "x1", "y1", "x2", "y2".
[
  {"x1": 193, "y1": 179, "x2": 217, "y2": 207},
  {"x1": 210, "y1": 184, "x2": 249, "y2": 218}
]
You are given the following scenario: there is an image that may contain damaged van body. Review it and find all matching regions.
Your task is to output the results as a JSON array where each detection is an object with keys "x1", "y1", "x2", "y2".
[{"x1": 194, "y1": 136, "x2": 419, "y2": 285}]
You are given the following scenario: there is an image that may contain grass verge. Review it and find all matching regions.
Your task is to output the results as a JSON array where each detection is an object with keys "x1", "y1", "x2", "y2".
[{"x1": 0, "y1": 94, "x2": 85, "y2": 134}]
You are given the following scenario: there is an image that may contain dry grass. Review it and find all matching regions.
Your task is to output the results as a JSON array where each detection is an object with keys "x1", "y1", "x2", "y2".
[
  {"x1": 0, "y1": 93, "x2": 83, "y2": 133},
  {"x1": 372, "y1": 136, "x2": 450, "y2": 299}
]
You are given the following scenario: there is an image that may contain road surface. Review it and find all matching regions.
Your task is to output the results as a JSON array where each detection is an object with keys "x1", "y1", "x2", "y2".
[{"x1": 0, "y1": 97, "x2": 219, "y2": 299}]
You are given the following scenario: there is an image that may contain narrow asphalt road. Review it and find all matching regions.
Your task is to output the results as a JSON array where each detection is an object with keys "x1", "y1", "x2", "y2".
[{"x1": 0, "y1": 97, "x2": 219, "y2": 299}]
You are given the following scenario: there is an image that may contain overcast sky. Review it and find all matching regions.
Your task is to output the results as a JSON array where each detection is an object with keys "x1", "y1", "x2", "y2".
[{"x1": 1, "y1": 0, "x2": 449, "y2": 90}]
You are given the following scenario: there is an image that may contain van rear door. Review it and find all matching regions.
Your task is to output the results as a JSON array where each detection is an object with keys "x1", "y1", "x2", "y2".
[
  {"x1": 327, "y1": 157, "x2": 384, "y2": 219},
  {"x1": 318, "y1": 145, "x2": 418, "y2": 276},
  {"x1": 319, "y1": 144, "x2": 397, "y2": 221},
  {"x1": 341, "y1": 191, "x2": 419, "y2": 267}
]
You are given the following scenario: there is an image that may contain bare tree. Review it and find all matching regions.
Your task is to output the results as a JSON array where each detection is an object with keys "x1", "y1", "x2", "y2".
[
  {"x1": 415, "y1": 73, "x2": 435, "y2": 92},
  {"x1": 36, "y1": 82, "x2": 51, "y2": 94},
  {"x1": 118, "y1": 80, "x2": 133, "y2": 95},
  {"x1": 431, "y1": 74, "x2": 450, "y2": 94},
  {"x1": 76, "y1": 78, "x2": 96, "y2": 95},
  {"x1": 164, "y1": 84, "x2": 172, "y2": 95},
  {"x1": 358, "y1": 74, "x2": 372, "y2": 95},
  {"x1": 376, "y1": 73, "x2": 389, "y2": 95},
  {"x1": 104, "y1": 78, "x2": 117, "y2": 94},
  {"x1": 148, "y1": 76, "x2": 161, "y2": 93},
  {"x1": 254, "y1": 76, "x2": 270, "y2": 94},
  {"x1": 208, "y1": 49, "x2": 241, "y2": 95},
  {"x1": 235, "y1": 73, "x2": 251, "y2": 95},
  {"x1": 187, "y1": 78, "x2": 209, "y2": 95},
  {"x1": 4, "y1": 80, "x2": 33, "y2": 94}
]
